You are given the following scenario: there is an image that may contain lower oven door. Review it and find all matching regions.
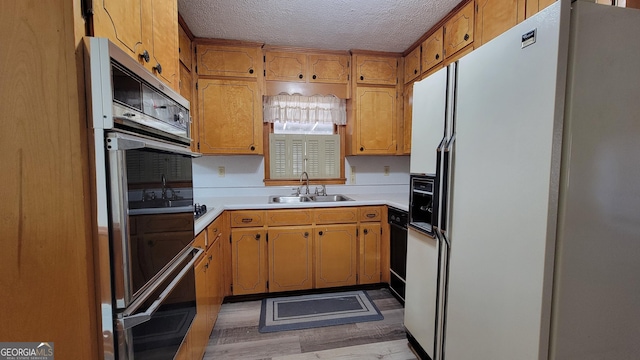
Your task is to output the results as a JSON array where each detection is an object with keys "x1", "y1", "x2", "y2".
[{"x1": 116, "y1": 246, "x2": 202, "y2": 360}]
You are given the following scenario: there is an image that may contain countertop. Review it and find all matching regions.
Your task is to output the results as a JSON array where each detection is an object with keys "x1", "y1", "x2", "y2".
[{"x1": 194, "y1": 192, "x2": 409, "y2": 234}]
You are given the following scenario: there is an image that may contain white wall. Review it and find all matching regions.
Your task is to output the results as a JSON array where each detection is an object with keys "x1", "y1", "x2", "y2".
[{"x1": 193, "y1": 155, "x2": 410, "y2": 197}]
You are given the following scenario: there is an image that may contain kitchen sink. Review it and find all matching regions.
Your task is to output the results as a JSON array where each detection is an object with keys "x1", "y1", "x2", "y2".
[{"x1": 268, "y1": 194, "x2": 353, "y2": 203}]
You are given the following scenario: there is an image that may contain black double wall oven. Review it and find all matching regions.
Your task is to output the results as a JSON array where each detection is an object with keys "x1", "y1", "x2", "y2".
[{"x1": 86, "y1": 37, "x2": 201, "y2": 360}]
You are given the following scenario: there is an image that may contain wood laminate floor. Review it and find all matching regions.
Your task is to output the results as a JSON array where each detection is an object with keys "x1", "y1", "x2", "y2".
[{"x1": 204, "y1": 288, "x2": 417, "y2": 360}]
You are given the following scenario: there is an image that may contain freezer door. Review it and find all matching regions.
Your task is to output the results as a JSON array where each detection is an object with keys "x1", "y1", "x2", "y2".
[
  {"x1": 443, "y1": 1, "x2": 570, "y2": 359},
  {"x1": 410, "y1": 67, "x2": 447, "y2": 175}
]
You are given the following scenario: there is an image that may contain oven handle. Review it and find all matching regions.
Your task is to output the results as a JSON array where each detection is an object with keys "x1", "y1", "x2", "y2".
[
  {"x1": 119, "y1": 247, "x2": 203, "y2": 330},
  {"x1": 106, "y1": 131, "x2": 200, "y2": 157}
]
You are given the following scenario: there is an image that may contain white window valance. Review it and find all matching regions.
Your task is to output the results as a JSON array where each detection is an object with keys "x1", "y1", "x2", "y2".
[{"x1": 263, "y1": 94, "x2": 347, "y2": 125}]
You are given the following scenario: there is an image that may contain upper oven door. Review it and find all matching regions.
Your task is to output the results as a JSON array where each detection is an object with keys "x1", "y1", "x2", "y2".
[{"x1": 106, "y1": 131, "x2": 197, "y2": 309}]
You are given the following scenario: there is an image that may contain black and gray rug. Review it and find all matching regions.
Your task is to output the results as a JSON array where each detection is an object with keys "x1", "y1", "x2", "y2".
[{"x1": 258, "y1": 290, "x2": 383, "y2": 333}]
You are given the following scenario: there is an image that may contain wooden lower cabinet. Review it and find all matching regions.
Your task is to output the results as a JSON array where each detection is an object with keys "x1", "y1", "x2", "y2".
[
  {"x1": 358, "y1": 223, "x2": 382, "y2": 284},
  {"x1": 315, "y1": 224, "x2": 358, "y2": 288},
  {"x1": 231, "y1": 228, "x2": 268, "y2": 295},
  {"x1": 174, "y1": 331, "x2": 192, "y2": 360},
  {"x1": 268, "y1": 226, "x2": 314, "y2": 292}
]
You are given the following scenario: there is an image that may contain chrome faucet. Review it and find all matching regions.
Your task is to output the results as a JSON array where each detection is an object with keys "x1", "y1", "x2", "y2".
[
  {"x1": 161, "y1": 174, "x2": 167, "y2": 199},
  {"x1": 299, "y1": 171, "x2": 310, "y2": 195}
]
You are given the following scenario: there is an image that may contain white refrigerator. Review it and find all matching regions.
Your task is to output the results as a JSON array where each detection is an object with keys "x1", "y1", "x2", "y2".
[{"x1": 405, "y1": 1, "x2": 640, "y2": 359}]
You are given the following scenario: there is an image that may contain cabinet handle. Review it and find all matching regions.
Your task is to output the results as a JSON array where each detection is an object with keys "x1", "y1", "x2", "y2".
[
  {"x1": 360, "y1": 75, "x2": 364, "y2": 81},
  {"x1": 304, "y1": 232, "x2": 309, "y2": 238},
  {"x1": 139, "y1": 50, "x2": 150, "y2": 63},
  {"x1": 250, "y1": 145, "x2": 256, "y2": 151},
  {"x1": 153, "y1": 63, "x2": 163, "y2": 74},
  {"x1": 255, "y1": 234, "x2": 261, "y2": 240},
  {"x1": 204, "y1": 262, "x2": 209, "y2": 269},
  {"x1": 249, "y1": 68, "x2": 254, "y2": 74},
  {"x1": 208, "y1": 255, "x2": 213, "y2": 261},
  {"x1": 298, "y1": 74, "x2": 303, "y2": 79},
  {"x1": 318, "y1": 231, "x2": 323, "y2": 236},
  {"x1": 366, "y1": 213, "x2": 376, "y2": 218},
  {"x1": 241, "y1": 218, "x2": 253, "y2": 223},
  {"x1": 312, "y1": 75, "x2": 317, "y2": 79},
  {"x1": 414, "y1": 69, "x2": 418, "y2": 74},
  {"x1": 435, "y1": 54, "x2": 440, "y2": 60},
  {"x1": 363, "y1": 228, "x2": 369, "y2": 235},
  {"x1": 360, "y1": 146, "x2": 364, "y2": 151},
  {"x1": 464, "y1": 34, "x2": 469, "y2": 41}
]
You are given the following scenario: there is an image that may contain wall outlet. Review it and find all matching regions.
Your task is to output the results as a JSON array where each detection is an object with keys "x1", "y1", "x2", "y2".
[
  {"x1": 384, "y1": 165, "x2": 390, "y2": 176},
  {"x1": 218, "y1": 166, "x2": 225, "y2": 177},
  {"x1": 350, "y1": 165, "x2": 356, "y2": 184}
]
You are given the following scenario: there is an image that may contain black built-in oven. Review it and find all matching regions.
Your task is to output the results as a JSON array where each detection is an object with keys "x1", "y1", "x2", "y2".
[{"x1": 409, "y1": 174, "x2": 436, "y2": 237}]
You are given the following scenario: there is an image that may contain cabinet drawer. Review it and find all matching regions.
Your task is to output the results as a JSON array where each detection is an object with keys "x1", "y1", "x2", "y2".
[
  {"x1": 230, "y1": 211, "x2": 265, "y2": 227},
  {"x1": 193, "y1": 230, "x2": 207, "y2": 250},
  {"x1": 266, "y1": 209, "x2": 313, "y2": 226},
  {"x1": 207, "y1": 215, "x2": 225, "y2": 245},
  {"x1": 314, "y1": 208, "x2": 358, "y2": 224},
  {"x1": 359, "y1": 206, "x2": 383, "y2": 222}
]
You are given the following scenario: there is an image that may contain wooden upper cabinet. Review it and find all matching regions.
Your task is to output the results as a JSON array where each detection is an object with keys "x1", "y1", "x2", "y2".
[
  {"x1": 526, "y1": 0, "x2": 556, "y2": 18},
  {"x1": 178, "y1": 24, "x2": 192, "y2": 69},
  {"x1": 265, "y1": 51, "x2": 307, "y2": 82},
  {"x1": 354, "y1": 86, "x2": 397, "y2": 154},
  {"x1": 422, "y1": 27, "x2": 444, "y2": 73},
  {"x1": 475, "y1": 0, "x2": 526, "y2": 48},
  {"x1": 403, "y1": 81, "x2": 413, "y2": 155},
  {"x1": 179, "y1": 64, "x2": 192, "y2": 102},
  {"x1": 354, "y1": 55, "x2": 398, "y2": 85},
  {"x1": 142, "y1": 0, "x2": 179, "y2": 90},
  {"x1": 197, "y1": 78, "x2": 263, "y2": 154},
  {"x1": 404, "y1": 46, "x2": 421, "y2": 84},
  {"x1": 92, "y1": 0, "x2": 144, "y2": 59},
  {"x1": 308, "y1": 54, "x2": 350, "y2": 84},
  {"x1": 444, "y1": 1, "x2": 475, "y2": 59},
  {"x1": 197, "y1": 45, "x2": 261, "y2": 78}
]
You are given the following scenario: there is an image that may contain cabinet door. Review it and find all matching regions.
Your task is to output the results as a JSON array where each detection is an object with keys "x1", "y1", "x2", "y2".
[
  {"x1": 231, "y1": 228, "x2": 267, "y2": 295},
  {"x1": 475, "y1": 0, "x2": 526, "y2": 48},
  {"x1": 197, "y1": 45, "x2": 261, "y2": 78},
  {"x1": 444, "y1": 1, "x2": 475, "y2": 59},
  {"x1": 359, "y1": 223, "x2": 381, "y2": 284},
  {"x1": 308, "y1": 54, "x2": 350, "y2": 84},
  {"x1": 526, "y1": 0, "x2": 556, "y2": 18},
  {"x1": 268, "y1": 227, "x2": 314, "y2": 292},
  {"x1": 209, "y1": 238, "x2": 223, "y2": 330},
  {"x1": 144, "y1": 0, "x2": 179, "y2": 90},
  {"x1": 403, "y1": 81, "x2": 413, "y2": 155},
  {"x1": 355, "y1": 87, "x2": 397, "y2": 154},
  {"x1": 179, "y1": 64, "x2": 192, "y2": 103},
  {"x1": 315, "y1": 224, "x2": 357, "y2": 288},
  {"x1": 404, "y1": 47, "x2": 421, "y2": 84},
  {"x1": 354, "y1": 55, "x2": 398, "y2": 85},
  {"x1": 178, "y1": 24, "x2": 192, "y2": 68},
  {"x1": 422, "y1": 28, "x2": 444, "y2": 73},
  {"x1": 92, "y1": 0, "x2": 145, "y2": 59},
  {"x1": 192, "y1": 254, "x2": 209, "y2": 359},
  {"x1": 198, "y1": 78, "x2": 263, "y2": 154},
  {"x1": 265, "y1": 51, "x2": 307, "y2": 82}
]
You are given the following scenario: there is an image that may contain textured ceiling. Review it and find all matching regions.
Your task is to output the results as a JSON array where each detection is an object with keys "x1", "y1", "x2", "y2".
[{"x1": 178, "y1": 0, "x2": 460, "y2": 53}]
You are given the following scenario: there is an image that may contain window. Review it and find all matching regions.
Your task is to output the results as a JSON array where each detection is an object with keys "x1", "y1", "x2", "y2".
[{"x1": 263, "y1": 94, "x2": 345, "y2": 183}]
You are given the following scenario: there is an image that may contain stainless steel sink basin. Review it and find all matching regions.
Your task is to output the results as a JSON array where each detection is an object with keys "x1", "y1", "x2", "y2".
[
  {"x1": 268, "y1": 195, "x2": 314, "y2": 203},
  {"x1": 268, "y1": 194, "x2": 353, "y2": 203},
  {"x1": 308, "y1": 194, "x2": 354, "y2": 202}
]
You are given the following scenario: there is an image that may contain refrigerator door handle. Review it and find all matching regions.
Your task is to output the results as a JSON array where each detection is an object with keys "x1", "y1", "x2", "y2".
[
  {"x1": 434, "y1": 136, "x2": 447, "y2": 230},
  {"x1": 440, "y1": 134, "x2": 455, "y2": 233}
]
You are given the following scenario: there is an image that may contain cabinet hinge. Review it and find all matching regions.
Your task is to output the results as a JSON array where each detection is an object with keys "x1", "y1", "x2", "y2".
[
  {"x1": 195, "y1": 65, "x2": 198, "y2": 74},
  {"x1": 230, "y1": 284, "x2": 233, "y2": 292},
  {"x1": 264, "y1": 69, "x2": 266, "y2": 77},
  {"x1": 266, "y1": 281, "x2": 269, "y2": 290},
  {"x1": 266, "y1": 233, "x2": 269, "y2": 242},
  {"x1": 194, "y1": 47, "x2": 197, "y2": 54},
  {"x1": 356, "y1": 274, "x2": 359, "y2": 282},
  {"x1": 356, "y1": 228, "x2": 359, "y2": 236},
  {"x1": 381, "y1": 228, "x2": 383, "y2": 235},
  {"x1": 264, "y1": 55, "x2": 266, "y2": 62},
  {"x1": 197, "y1": 142, "x2": 200, "y2": 151},
  {"x1": 347, "y1": 74, "x2": 350, "y2": 81},
  {"x1": 476, "y1": 3, "x2": 478, "y2": 12},
  {"x1": 229, "y1": 234, "x2": 232, "y2": 244},
  {"x1": 195, "y1": 81, "x2": 198, "y2": 90}
]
